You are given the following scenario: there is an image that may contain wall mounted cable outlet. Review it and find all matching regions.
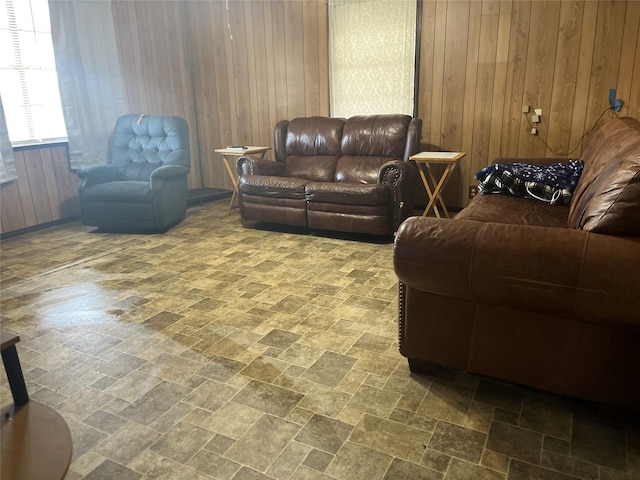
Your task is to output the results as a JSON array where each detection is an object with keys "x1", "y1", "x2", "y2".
[
  {"x1": 522, "y1": 105, "x2": 530, "y2": 113},
  {"x1": 609, "y1": 89, "x2": 623, "y2": 112},
  {"x1": 532, "y1": 114, "x2": 540, "y2": 123},
  {"x1": 534, "y1": 108, "x2": 543, "y2": 116}
]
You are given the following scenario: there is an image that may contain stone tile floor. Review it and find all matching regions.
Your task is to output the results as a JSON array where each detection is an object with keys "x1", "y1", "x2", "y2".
[{"x1": 1, "y1": 200, "x2": 639, "y2": 480}]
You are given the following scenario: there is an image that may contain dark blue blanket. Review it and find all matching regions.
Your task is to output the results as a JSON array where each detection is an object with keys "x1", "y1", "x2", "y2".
[{"x1": 474, "y1": 160, "x2": 584, "y2": 205}]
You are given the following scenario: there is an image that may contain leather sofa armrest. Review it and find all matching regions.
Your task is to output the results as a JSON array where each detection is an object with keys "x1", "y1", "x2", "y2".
[
  {"x1": 393, "y1": 216, "x2": 640, "y2": 325},
  {"x1": 379, "y1": 160, "x2": 417, "y2": 187},
  {"x1": 236, "y1": 156, "x2": 285, "y2": 176},
  {"x1": 380, "y1": 160, "x2": 418, "y2": 232},
  {"x1": 77, "y1": 164, "x2": 121, "y2": 189}
]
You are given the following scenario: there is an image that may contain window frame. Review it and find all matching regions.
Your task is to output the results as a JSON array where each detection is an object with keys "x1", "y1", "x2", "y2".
[{"x1": 0, "y1": 0, "x2": 68, "y2": 147}]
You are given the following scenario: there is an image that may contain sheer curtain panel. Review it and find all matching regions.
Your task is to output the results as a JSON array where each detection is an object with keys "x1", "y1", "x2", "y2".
[
  {"x1": 329, "y1": 0, "x2": 417, "y2": 118},
  {"x1": 0, "y1": 93, "x2": 16, "y2": 184},
  {"x1": 49, "y1": 0, "x2": 126, "y2": 170}
]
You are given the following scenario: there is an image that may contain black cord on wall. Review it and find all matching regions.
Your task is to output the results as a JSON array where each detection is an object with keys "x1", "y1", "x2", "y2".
[{"x1": 524, "y1": 105, "x2": 617, "y2": 157}]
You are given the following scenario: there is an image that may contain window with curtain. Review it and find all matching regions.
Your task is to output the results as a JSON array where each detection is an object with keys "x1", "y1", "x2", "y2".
[
  {"x1": 0, "y1": 0, "x2": 67, "y2": 145},
  {"x1": 329, "y1": 0, "x2": 417, "y2": 118}
]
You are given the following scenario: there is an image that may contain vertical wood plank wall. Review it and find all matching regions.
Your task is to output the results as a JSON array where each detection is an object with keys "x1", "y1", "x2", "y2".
[
  {"x1": 0, "y1": 146, "x2": 80, "y2": 235},
  {"x1": 111, "y1": 0, "x2": 201, "y2": 190},
  {"x1": 111, "y1": 0, "x2": 329, "y2": 193},
  {"x1": 420, "y1": 0, "x2": 640, "y2": 207},
  {"x1": 2, "y1": 0, "x2": 639, "y2": 234},
  {"x1": 109, "y1": 0, "x2": 640, "y2": 205}
]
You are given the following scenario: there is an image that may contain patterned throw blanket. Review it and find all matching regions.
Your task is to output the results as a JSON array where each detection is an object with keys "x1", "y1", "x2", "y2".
[{"x1": 474, "y1": 160, "x2": 584, "y2": 205}]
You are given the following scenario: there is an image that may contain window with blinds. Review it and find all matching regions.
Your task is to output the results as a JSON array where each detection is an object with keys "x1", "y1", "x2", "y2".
[
  {"x1": 329, "y1": 0, "x2": 418, "y2": 118},
  {"x1": 0, "y1": 0, "x2": 67, "y2": 145}
]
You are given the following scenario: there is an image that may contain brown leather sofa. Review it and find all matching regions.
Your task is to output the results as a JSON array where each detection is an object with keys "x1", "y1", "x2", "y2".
[
  {"x1": 393, "y1": 116, "x2": 640, "y2": 409},
  {"x1": 236, "y1": 115, "x2": 422, "y2": 236}
]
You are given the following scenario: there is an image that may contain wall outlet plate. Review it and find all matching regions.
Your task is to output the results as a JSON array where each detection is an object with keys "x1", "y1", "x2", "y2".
[{"x1": 534, "y1": 108, "x2": 543, "y2": 116}]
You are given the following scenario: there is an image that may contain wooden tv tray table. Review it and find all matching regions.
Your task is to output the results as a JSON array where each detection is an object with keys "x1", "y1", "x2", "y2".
[
  {"x1": 1, "y1": 331, "x2": 72, "y2": 480},
  {"x1": 214, "y1": 146, "x2": 272, "y2": 215},
  {"x1": 410, "y1": 151, "x2": 466, "y2": 218}
]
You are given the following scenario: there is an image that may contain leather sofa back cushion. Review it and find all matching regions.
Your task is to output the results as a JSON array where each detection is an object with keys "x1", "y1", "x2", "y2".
[
  {"x1": 284, "y1": 155, "x2": 339, "y2": 182},
  {"x1": 335, "y1": 156, "x2": 390, "y2": 184},
  {"x1": 568, "y1": 117, "x2": 640, "y2": 235},
  {"x1": 285, "y1": 117, "x2": 345, "y2": 157},
  {"x1": 341, "y1": 114, "x2": 411, "y2": 157}
]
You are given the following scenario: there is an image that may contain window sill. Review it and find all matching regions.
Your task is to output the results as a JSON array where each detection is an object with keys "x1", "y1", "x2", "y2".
[{"x1": 12, "y1": 140, "x2": 69, "y2": 152}]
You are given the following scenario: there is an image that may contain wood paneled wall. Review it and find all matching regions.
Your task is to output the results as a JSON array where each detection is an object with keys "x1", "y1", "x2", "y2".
[
  {"x1": 185, "y1": 0, "x2": 329, "y2": 191},
  {"x1": 0, "y1": 146, "x2": 80, "y2": 235},
  {"x1": 113, "y1": 0, "x2": 638, "y2": 206},
  {"x1": 3, "y1": 0, "x2": 639, "y2": 233},
  {"x1": 419, "y1": 0, "x2": 640, "y2": 207},
  {"x1": 111, "y1": 0, "x2": 328, "y2": 193},
  {"x1": 111, "y1": 0, "x2": 201, "y2": 190}
]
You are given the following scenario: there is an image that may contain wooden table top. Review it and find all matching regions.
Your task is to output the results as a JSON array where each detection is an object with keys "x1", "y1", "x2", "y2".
[
  {"x1": 410, "y1": 151, "x2": 466, "y2": 163},
  {"x1": 1, "y1": 331, "x2": 20, "y2": 350},
  {"x1": 1, "y1": 401, "x2": 73, "y2": 480},
  {"x1": 214, "y1": 146, "x2": 272, "y2": 155}
]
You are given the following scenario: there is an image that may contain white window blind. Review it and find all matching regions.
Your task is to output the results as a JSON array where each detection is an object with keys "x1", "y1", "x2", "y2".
[
  {"x1": 329, "y1": 0, "x2": 417, "y2": 118},
  {"x1": 0, "y1": 0, "x2": 67, "y2": 145}
]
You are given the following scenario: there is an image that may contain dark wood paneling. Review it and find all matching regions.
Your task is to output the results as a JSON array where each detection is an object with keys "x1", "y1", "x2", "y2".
[
  {"x1": 112, "y1": 0, "x2": 200, "y2": 190},
  {"x1": 109, "y1": 0, "x2": 329, "y2": 192},
  {"x1": 4, "y1": 0, "x2": 639, "y2": 235},
  {"x1": 0, "y1": 146, "x2": 79, "y2": 235},
  {"x1": 0, "y1": 181, "x2": 26, "y2": 234},
  {"x1": 418, "y1": 0, "x2": 640, "y2": 208}
]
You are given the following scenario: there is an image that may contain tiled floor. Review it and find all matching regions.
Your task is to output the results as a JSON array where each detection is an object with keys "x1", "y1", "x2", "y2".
[{"x1": 1, "y1": 200, "x2": 639, "y2": 480}]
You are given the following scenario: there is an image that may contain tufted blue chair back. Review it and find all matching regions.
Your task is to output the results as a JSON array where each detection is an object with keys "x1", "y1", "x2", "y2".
[{"x1": 111, "y1": 114, "x2": 190, "y2": 181}]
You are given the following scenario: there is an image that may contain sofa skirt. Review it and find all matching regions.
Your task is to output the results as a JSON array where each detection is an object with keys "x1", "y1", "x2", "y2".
[
  {"x1": 239, "y1": 194, "x2": 308, "y2": 226},
  {"x1": 307, "y1": 202, "x2": 389, "y2": 235}
]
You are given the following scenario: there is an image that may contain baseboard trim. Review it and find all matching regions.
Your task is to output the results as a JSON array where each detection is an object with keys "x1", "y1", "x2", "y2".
[
  {"x1": 187, "y1": 188, "x2": 232, "y2": 206},
  {"x1": 1, "y1": 216, "x2": 82, "y2": 240}
]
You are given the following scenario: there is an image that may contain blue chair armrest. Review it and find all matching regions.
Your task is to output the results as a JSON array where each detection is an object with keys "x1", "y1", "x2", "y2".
[
  {"x1": 151, "y1": 165, "x2": 190, "y2": 179},
  {"x1": 150, "y1": 165, "x2": 189, "y2": 190},
  {"x1": 77, "y1": 165, "x2": 121, "y2": 190}
]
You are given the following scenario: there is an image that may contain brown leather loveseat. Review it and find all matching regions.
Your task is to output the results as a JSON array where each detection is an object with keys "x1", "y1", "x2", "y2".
[
  {"x1": 236, "y1": 114, "x2": 422, "y2": 236},
  {"x1": 393, "y1": 116, "x2": 640, "y2": 409}
]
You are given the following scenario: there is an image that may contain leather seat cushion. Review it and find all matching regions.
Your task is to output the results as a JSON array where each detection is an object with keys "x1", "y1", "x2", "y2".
[
  {"x1": 456, "y1": 193, "x2": 570, "y2": 228},
  {"x1": 305, "y1": 182, "x2": 389, "y2": 206},
  {"x1": 239, "y1": 175, "x2": 309, "y2": 199},
  {"x1": 84, "y1": 181, "x2": 152, "y2": 203}
]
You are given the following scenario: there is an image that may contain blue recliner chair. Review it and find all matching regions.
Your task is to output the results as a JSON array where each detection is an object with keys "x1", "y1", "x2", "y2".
[{"x1": 77, "y1": 114, "x2": 190, "y2": 232}]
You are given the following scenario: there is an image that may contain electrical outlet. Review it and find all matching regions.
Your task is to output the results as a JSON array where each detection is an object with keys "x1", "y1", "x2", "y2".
[
  {"x1": 532, "y1": 114, "x2": 540, "y2": 123},
  {"x1": 521, "y1": 105, "x2": 530, "y2": 113},
  {"x1": 534, "y1": 108, "x2": 542, "y2": 116},
  {"x1": 469, "y1": 186, "x2": 478, "y2": 199}
]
